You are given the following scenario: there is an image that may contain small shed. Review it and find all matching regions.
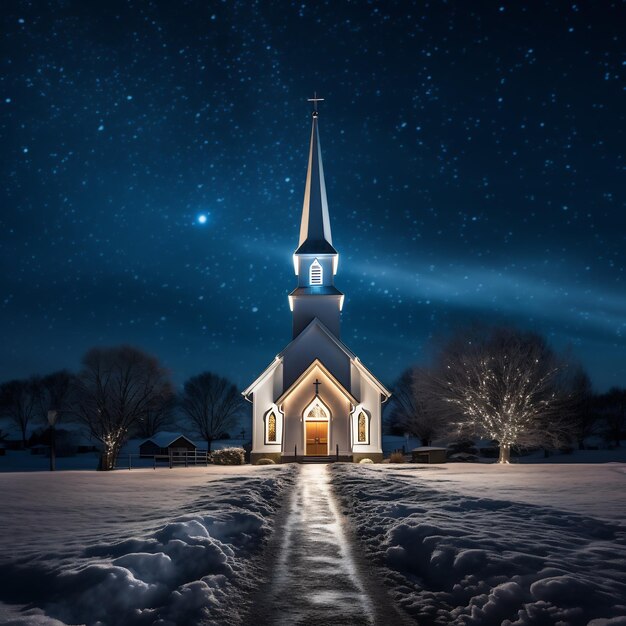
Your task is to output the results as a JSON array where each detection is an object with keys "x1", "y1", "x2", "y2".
[
  {"x1": 139, "y1": 434, "x2": 197, "y2": 458},
  {"x1": 30, "y1": 444, "x2": 50, "y2": 456},
  {"x1": 411, "y1": 446, "x2": 447, "y2": 464}
]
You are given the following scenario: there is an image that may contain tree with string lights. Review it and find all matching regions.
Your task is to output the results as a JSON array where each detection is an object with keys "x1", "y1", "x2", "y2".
[
  {"x1": 429, "y1": 327, "x2": 575, "y2": 463},
  {"x1": 73, "y1": 346, "x2": 173, "y2": 470}
]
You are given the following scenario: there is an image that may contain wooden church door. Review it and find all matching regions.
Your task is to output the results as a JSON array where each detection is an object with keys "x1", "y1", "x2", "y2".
[{"x1": 306, "y1": 421, "x2": 328, "y2": 455}]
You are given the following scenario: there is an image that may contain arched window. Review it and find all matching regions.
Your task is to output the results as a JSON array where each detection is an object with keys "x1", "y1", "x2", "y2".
[
  {"x1": 303, "y1": 395, "x2": 331, "y2": 421},
  {"x1": 267, "y1": 411, "x2": 277, "y2": 442},
  {"x1": 309, "y1": 259, "x2": 323, "y2": 285},
  {"x1": 357, "y1": 411, "x2": 368, "y2": 443},
  {"x1": 307, "y1": 402, "x2": 328, "y2": 419}
]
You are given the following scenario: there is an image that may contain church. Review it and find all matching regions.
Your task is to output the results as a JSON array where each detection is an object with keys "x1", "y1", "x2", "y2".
[{"x1": 243, "y1": 100, "x2": 391, "y2": 463}]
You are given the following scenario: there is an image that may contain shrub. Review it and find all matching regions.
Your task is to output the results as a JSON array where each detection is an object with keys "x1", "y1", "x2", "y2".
[
  {"x1": 359, "y1": 458, "x2": 374, "y2": 464},
  {"x1": 256, "y1": 458, "x2": 276, "y2": 465},
  {"x1": 212, "y1": 447, "x2": 245, "y2": 465},
  {"x1": 389, "y1": 451, "x2": 405, "y2": 463}
]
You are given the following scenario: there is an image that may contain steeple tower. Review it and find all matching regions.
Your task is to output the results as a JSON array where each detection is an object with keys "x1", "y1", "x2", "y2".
[{"x1": 289, "y1": 97, "x2": 344, "y2": 339}]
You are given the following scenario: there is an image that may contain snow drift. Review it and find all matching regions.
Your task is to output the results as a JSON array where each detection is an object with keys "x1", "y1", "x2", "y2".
[
  {"x1": 0, "y1": 466, "x2": 295, "y2": 625},
  {"x1": 331, "y1": 464, "x2": 626, "y2": 625}
]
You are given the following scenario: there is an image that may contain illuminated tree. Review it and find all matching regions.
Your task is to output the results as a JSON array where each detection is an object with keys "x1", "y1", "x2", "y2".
[
  {"x1": 430, "y1": 328, "x2": 574, "y2": 463},
  {"x1": 179, "y1": 372, "x2": 244, "y2": 451},
  {"x1": 73, "y1": 346, "x2": 173, "y2": 470}
]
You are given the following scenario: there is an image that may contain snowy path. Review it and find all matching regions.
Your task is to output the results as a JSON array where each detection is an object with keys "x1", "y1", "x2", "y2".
[{"x1": 247, "y1": 464, "x2": 412, "y2": 626}]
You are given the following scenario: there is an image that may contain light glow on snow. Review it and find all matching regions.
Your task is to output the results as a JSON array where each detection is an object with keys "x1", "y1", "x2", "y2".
[{"x1": 331, "y1": 462, "x2": 626, "y2": 625}]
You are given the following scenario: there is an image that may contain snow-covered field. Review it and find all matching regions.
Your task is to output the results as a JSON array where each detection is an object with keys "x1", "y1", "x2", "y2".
[
  {"x1": 0, "y1": 465, "x2": 295, "y2": 625},
  {"x1": 1, "y1": 458, "x2": 625, "y2": 625},
  {"x1": 331, "y1": 462, "x2": 626, "y2": 625}
]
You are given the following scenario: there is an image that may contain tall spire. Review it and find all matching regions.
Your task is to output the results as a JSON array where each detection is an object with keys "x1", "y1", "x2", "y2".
[
  {"x1": 289, "y1": 95, "x2": 343, "y2": 339},
  {"x1": 295, "y1": 96, "x2": 337, "y2": 255}
]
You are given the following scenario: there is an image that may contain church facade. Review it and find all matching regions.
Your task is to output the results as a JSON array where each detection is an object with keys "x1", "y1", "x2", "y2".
[{"x1": 243, "y1": 105, "x2": 390, "y2": 463}]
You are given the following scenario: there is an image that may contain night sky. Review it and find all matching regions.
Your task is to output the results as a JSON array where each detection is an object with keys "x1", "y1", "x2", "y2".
[{"x1": 1, "y1": 1, "x2": 624, "y2": 393}]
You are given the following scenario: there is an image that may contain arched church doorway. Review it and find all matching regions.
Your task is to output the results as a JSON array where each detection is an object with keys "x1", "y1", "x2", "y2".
[{"x1": 304, "y1": 396, "x2": 330, "y2": 455}]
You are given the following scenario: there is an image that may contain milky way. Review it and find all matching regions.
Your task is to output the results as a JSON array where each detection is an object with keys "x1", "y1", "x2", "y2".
[{"x1": 1, "y1": 1, "x2": 624, "y2": 390}]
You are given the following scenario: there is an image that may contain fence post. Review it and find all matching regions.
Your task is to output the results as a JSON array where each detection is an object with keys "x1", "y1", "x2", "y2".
[
  {"x1": 294, "y1": 445, "x2": 297, "y2": 463},
  {"x1": 129, "y1": 453, "x2": 132, "y2": 470},
  {"x1": 153, "y1": 456, "x2": 156, "y2": 470},
  {"x1": 336, "y1": 443, "x2": 339, "y2": 462},
  {"x1": 169, "y1": 451, "x2": 173, "y2": 469}
]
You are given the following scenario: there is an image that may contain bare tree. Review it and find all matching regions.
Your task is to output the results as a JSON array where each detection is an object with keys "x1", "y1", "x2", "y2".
[
  {"x1": 73, "y1": 346, "x2": 174, "y2": 470},
  {"x1": 134, "y1": 396, "x2": 176, "y2": 439},
  {"x1": 569, "y1": 367, "x2": 598, "y2": 449},
  {"x1": 428, "y1": 327, "x2": 575, "y2": 463},
  {"x1": 0, "y1": 377, "x2": 39, "y2": 448},
  {"x1": 597, "y1": 387, "x2": 626, "y2": 447},
  {"x1": 179, "y1": 372, "x2": 244, "y2": 451},
  {"x1": 388, "y1": 367, "x2": 449, "y2": 446},
  {"x1": 35, "y1": 370, "x2": 76, "y2": 425}
]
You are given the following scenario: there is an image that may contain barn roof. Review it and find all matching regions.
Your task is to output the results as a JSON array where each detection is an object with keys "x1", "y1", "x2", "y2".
[{"x1": 140, "y1": 432, "x2": 197, "y2": 449}]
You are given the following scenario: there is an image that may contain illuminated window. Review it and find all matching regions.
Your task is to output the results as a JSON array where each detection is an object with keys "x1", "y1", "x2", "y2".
[
  {"x1": 307, "y1": 403, "x2": 328, "y2": 419},
  {"x1": 310, "y1": 259, "x2": 323, "y2": 285},
  {"x1": 303, "y1": 396, "x2": 331, "y2": 421},
  {"x1": 358, "y1": 411, "x2": 367, "y2": 443},
  {"x1": 267, "y1": 411, "x2": 277, "y2": 442}
]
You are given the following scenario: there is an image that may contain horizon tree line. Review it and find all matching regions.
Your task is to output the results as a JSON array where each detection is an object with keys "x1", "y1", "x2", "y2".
[
  {"x1": 1, "y1": 328, "x2": 624, "y2": 469},
  {"x1": 387, "y1": 326, "x2": 625, "y2": 463},
  {"x1": 0, "y1": 345, "x2": 247, "y2": 470}
]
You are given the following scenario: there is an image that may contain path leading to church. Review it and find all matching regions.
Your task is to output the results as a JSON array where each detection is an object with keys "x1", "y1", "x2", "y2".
[{"x1": 246, "y1": 464, "x2": 413, "y2": 626}]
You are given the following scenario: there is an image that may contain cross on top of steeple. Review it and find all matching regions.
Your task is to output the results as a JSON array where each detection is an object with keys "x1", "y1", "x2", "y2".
[
  {"x1": 307, "y1": 92, "x2": 324, "y2": 117},
  {"x1": 294, "y1": 94, "x2": 336, "y2": 256}
]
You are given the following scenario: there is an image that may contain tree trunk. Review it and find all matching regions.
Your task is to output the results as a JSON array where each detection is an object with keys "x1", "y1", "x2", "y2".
[
  {"x1": 206, "y1": 438, "x2": 213, "y2": 452},
  {"x1": 98, "y1": 442, "x2": 122, "y2": 471},
  {"x1": 498, "y1": 443, "x2": 511, "y2": 464}
]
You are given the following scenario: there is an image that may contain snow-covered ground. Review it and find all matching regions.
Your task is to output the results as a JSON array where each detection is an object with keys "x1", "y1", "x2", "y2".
[
  {"x1": 248, "y1": 464, "x2": 412, "y2": 626},
  {"x1": 331, "y1": 462, "x2": 626, "y2": 625},
  {"x1": 1, "y1": 453, "x2": 625, "y2": 625},
  {"x1": 0, "y1": 465, "x2": 295, "y2": 625}
]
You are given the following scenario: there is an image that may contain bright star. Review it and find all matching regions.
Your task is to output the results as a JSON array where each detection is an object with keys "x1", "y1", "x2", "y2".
[{"x1": 197, "y1": 214, "x2": 207, "y2": 224}]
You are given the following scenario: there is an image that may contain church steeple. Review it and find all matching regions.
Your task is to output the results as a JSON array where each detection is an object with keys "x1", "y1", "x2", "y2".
[
  {"x1": 289, "y1": 98, "x2": 344, "y2": 340},
  {"x1": 295, "y1": 108, "x2": 337, "y2": 256}
]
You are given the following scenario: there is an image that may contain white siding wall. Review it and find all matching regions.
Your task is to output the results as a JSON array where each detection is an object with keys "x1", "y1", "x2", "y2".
[
  {"x1": 351, "y1": 371, "x2": 383, "y2": 455},
  {"x1": 251, "y1": 363, "x2": 283, "y2": 455}
]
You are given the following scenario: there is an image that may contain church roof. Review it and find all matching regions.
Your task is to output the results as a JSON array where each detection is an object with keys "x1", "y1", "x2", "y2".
[
  {"x1": 289, "y1": 285, "x2": 344, "y2": 297},
  {"x1": 295, "y1": 113, "x2": 337, "y2": 257},
  {"x1": 294, "y1": 238, "x2": 337, "y2": 255},
  {"x1": 274, "y1": 358, "x2": 358, "y2": 406},
  {"x1": 241, "y1": 317, "x2": 392, "y2": 401}
]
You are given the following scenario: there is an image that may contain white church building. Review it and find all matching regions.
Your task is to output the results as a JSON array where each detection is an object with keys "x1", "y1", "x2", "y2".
[{"x1": 243, "y1": 103, "x2": 391, "y2": 463}]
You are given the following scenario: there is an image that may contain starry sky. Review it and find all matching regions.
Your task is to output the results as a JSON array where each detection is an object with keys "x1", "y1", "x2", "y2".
[{"x1": 1, "y1": 1, "x2": 624, "y2": 392}]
